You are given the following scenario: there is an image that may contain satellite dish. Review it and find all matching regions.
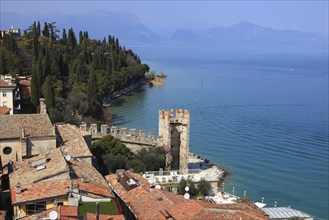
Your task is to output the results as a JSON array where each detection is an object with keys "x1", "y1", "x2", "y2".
[
  {"x1": 184, "y1": 193, "x2": 190, "y2": 200},
  {"x1": 155, "y1": 185, "x2": 161, "y2": 190},
  {"x1": 49, "y1": 210, "x2": 58, "y2": 220},
  {"x1": 185, "y1": 186, "x2": 189, "y2": 192}
]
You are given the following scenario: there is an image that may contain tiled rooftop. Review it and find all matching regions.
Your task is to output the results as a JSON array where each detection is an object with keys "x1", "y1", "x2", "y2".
[
  {"x1": 19, "y1": 79, "x2": 31, "y2": 87},
  {"x1": 0, "y1": 114, "x2": 55, "y2": 139},
  {"x1": 0, "y1": 78, "x2": 15, "y2": 88},
  {"x1": 0, "y1": 106, "x2": 10, "y2": 115},
  {"x1": 106, "y1": 171, "x2": 150, "y2": 202},
  {"x1": 70, "y1": 159, "x2": 113, "y2": 198},
  {"x1": 10, "y1": 178, "x2": 69, "y2": 205},
  {"x1": 107, "y1": 172, "x2": 270, "y2": 220},
  {"x1": 19, "y1": 205, "x2": 78, "y2": 220},
  {"x1": 85, "y1": 213, "x2": 125, "y2": 220},
  {"x1": 9, "y1": 147, "x2": 114, "y2": 204},
  {"x1": 9, "y1": 148, "x2": 69, "y2": 186},
  {"x1": 56, "y1": 124, "x2": 92, "y2": 158}
]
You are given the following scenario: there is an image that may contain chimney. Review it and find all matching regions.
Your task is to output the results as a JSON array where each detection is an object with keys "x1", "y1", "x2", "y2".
[{"x1": 39, "y1": 98, "x2": 47, "y2": 114}]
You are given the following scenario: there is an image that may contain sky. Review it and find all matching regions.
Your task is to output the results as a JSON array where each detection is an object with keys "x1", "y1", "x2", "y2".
[{"x1": 1, "y1": 1, "x2": 328, "y2": 35}]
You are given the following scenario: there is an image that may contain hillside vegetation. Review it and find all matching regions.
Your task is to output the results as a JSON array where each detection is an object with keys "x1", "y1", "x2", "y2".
[{"x1": 0, "y1": 21, "x2": 149, "y2": 123}]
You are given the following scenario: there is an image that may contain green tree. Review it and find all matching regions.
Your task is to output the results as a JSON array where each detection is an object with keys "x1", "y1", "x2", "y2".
[
  {"x1": 102, "y1": 154, "x2": 128, "y2": 173},
  {"x1": 87, "y1": 65, "x2": 98, "y2": 114},
  {"x1": 197, "y1": 178, "x2": 212, "y2": 196},
  {"x1": 32, "y1": 34, "x2": 38, "y2": 57},
  {"x1": 132, "y1": 148, "x2": 166, "y2": 171},
  {"x1": 36, "y1": 21, "x2": 41, "y2": 36},
  {"x1": 42, "y1": 75, "x2": 54, "y2": 109},
  {"x1": 61, "y1": 28, "x2": 67, "y2": 45},
  {"x1": 67, "y1": 28, "x2": 77, "y2": 50},
  {"x1": 36, "y1": 56, "x2": 44, "y2": 92},
  {"x1": 0, "y1": 50, "x2": 7, "y2": 74},
  {"x1": 67, "y1": 88, "x2": 89, "y2": 116},
  {"x1": 30, "y1": 59, "x2": 39, "y2": 108},
  {"x1": 177, "y1": 178, "x2": 197, "y2": 197},
  {"x1": 42, "y1": 22, "x2": 49, "y2": 37},
  {"x1": 79, "y1": 31, "x2": 83, "y2": 45}
]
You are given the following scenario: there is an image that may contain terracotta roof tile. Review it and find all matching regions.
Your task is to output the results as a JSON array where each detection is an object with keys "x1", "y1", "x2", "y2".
[
  {"x1": 19, "y1": 205, "x2": 78, "y2": 220},
  {"x1": 10, "y1": 179, "x2": 69, "y2": 204},
  {"x1": 70, "y1": 159, "x2": 113, "y2": 198},
  {"x1": 0, "y1": 114, "x2": 55, "y2": 139},
  {"x1": 19, "y1": 79, "x2": 31, "y2": 87},
  {"x1": 9, "y1": 148, "x2": 69, "y2": 187},
  {"x1": 85, "y1": 213, "x2": 125, "y2": 220},
  {"x1": 56, "y1": 124, "x2": 92, "y2": 158},
  {"x1": 0, "y1": 78, "x2": 15, "y2": 88},
  {"x1": 60, "y1": 205, "x2": 79, "y2": 219},
  {"x1": 107, "y1": 172, "x2": 269, "y2": 220},
  {"x1": 0, "y1": 106, "x2": 10, "y2": 115}
]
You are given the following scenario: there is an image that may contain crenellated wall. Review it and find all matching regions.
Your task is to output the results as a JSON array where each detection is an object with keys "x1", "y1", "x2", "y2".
[{"x1": 81, "y1": 109, "x2": 190, "y2": 173}]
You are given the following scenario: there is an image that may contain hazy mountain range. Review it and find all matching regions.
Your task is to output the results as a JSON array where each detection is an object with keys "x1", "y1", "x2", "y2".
[{"x1": 1, "y1": 11, "x2": 328, "y2": 50}]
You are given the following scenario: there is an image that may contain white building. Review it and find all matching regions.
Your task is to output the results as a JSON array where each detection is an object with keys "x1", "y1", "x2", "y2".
[{"x1": 0, "y1": 75, "x2": 16, "y2": 115}]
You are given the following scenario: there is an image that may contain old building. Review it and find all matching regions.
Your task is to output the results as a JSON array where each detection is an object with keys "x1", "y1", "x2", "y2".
[
  {"x1": 107, "y1": 171, "x2": 270, "y2": 220},
  {"x1": 18, "y1": 78, "x2": 31, "y2": 99},
  {"x1": 158, "y1": 109, "x2": 190, "y2": 173},
  {"x1": 0, "y1": 76, "x2": 16, "y2": 115},
  {"x1": 0, "y1": 27, "x2": 21, "y2": 39},
  {"x1": 0, "y1": 113, "x2": 57, "y2": 167},
  {"x1": 8, "y1": 148, "x2": 113, "y2": 219},
  {"x1": 56, "y1": 123, "x2": 93, "y2": 164}
]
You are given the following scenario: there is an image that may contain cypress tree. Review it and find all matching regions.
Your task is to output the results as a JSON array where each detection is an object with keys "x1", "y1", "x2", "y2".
[
  {"x1": 36, "y1": 56, "x2": 43, "y2": 92},
  {"x1": 0, "y1": 50, "x2": 7, "y2": 74},
  {"x1": 67, "y1": 28, "x2": 77, "y2": 50},
  {"x1": 79, "y1": 31, "x2": 83, "y2": 45},
  {"x1": 87, "y1": 65, "x2": 98, "y2": 114},
  {"x1": 42, "y1": 22, "x2": 49, "y2": 37},
  {"x1": 36, "y1": 21, "x2": 41, "y2": 36},
  {"x1": 62, "y1": 28, "x2": 67, "y2": 44},
  {"x1": 42, "y1": 75, "x2": 54, "y2": 108},
  {"x1": 83, "y1": 31, "x2": 89, "y2": 42},
  {"x1": 42, "y1": 48, "x2": 50, "y2": 78},
  {"x1": 30, "y1": 59, "x2": 39, "y2": 108},
  {"x1": 32, "y1": 34, "x2": 38, "y2": 57}
]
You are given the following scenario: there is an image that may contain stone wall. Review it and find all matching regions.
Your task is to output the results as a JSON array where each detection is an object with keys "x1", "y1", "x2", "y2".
[
  {"x1": 158, "y1": 109, "x2": 190, "y2": 174},
  {"x1": 81, "y1": 108, "x2": 190, "y2": 174}
]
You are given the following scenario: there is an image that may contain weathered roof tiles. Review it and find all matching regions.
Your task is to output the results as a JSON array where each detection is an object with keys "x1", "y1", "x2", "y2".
[{"x1": 0, "y1": 114, "x2": 55, "y2": 139}]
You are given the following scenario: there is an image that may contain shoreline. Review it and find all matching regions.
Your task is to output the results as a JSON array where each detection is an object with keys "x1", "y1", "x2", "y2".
[{"x1": 188, "y1": 152, "x2": 230, "y2": 187}]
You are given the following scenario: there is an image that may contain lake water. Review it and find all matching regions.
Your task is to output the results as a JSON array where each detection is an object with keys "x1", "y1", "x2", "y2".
[{"x1": 109, "y1": 47, "x2": 328, "y2": 219}]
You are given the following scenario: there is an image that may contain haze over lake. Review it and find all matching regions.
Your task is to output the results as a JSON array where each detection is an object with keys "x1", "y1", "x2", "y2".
[{"x1": 110, "y1": 47, "x2": 328, "y2": 219}]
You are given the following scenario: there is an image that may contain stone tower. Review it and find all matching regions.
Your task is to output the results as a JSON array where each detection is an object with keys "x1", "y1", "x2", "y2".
[{"x1": 158, "y1": 109, "x2": 190, "y2": 174}]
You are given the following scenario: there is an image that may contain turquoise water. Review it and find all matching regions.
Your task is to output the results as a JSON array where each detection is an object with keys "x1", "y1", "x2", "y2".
[{"x1": 110, "y1": 47, "x2": 328, "y2": 219}]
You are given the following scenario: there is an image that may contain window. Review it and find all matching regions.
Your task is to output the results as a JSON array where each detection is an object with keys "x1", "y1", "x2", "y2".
[
  {"x1": 2, "y1": 92, "x2": 6, "y2": 97},
  {"x1": 2, "y1": 101, "x2": 7, "y2": 107},
  {"x1": 3, "y1": 147, "x2": 12, "y2": 155},
  {"x1": 26, "y1": 201, "x2": 46, "y2": 215}
]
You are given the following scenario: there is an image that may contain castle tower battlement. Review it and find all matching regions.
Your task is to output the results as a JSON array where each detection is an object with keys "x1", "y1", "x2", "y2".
[{"x1": 158, "y1": 109, "x2": 190, "y2": 174}]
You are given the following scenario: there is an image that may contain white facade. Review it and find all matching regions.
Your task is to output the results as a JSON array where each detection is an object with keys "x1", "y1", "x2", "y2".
[{"x1": 0, "y1": 87, "x2": 14, "y2": 114}]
